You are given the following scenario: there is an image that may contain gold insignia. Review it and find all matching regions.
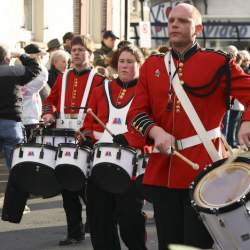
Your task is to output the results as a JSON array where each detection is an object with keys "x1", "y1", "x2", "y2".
[{"x1": 154, "y1": 69, "x2": 160, "y2": 77}]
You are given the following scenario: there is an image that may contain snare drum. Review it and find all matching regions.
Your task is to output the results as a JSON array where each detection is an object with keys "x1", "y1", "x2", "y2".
[
  {"x1": 55, "y1": 143, "x2": 92, "y2": 191},
  {"x1": 35, "y1": 128, "x2": 76, "y2": 147},
  {"x1": 190, "y1": 152, "x2": 250, "y2": 250},
  {"x1": 91, "y1": 142, "x2": 138, "y2": 193},
  {"x1": 10, "y1": 143, "x2": 61, "y2": 197}
]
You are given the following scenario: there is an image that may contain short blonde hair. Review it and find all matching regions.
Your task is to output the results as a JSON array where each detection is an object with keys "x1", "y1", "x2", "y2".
[{"x1": 50, "y1": 49, "x2": 70, "y2": 66}]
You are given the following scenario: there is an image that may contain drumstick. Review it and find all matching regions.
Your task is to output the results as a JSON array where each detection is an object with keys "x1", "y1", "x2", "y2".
[
  {"x1": 87, "y1": 108, "x2": 115, "y2": 137},
  {"x1": 172, "y1": 149, "x2": 199, "y2": 170},
  {"x1": 153, "y1": 147, "x2": 199, "y2": 170}
]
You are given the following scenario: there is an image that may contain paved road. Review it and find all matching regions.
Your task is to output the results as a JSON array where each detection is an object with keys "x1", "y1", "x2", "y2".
[{"x1": 0, "y1": 196, "x2": 158, "y2": 250}]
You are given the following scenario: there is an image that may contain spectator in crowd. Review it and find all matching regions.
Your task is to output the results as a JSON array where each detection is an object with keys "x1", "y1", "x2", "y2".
[
  {"x1": 47, "y1": 49, "x2": 70, "y2": 88},
  {"x1": 45, "y1": 38, "x2": 62, "y2": 69},
  {"x1": 226, "y1": 45, "x2": 238, "y2": 61},
  {"x1": 0, "y1": 44, "x2": 40, "y2": 170},
  {"x1": 21, "y1": 43, "x2": 48, "y2": 142},
  {"x1": 238, "y1": 50, "x2": 250, "y2": 73},
  {"x1": 93, "y1": 30, "x2": 119, "y2": 68},
  {"x1": 223, "y1": 45, "x2": 246, "y2": 147},
  {"x1": 62, "y1": 32, "x2": 74, "y2": 54}
]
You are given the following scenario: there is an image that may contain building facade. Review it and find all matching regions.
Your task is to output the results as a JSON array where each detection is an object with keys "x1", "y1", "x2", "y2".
[{"x1": 0, "y1": 0, "x2": 249, "y2": 50}]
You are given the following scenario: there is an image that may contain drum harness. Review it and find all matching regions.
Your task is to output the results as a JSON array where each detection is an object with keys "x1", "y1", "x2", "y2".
[{"x1": 58, "y1": 68, "x2": 96, "y2": 130}]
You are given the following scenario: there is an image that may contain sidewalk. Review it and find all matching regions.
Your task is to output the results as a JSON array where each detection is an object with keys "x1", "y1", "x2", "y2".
[{"x1": 0, "y1": 195, "x2": 157, "y2": 250}]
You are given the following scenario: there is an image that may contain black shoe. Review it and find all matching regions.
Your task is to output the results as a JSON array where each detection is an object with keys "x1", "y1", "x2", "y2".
[{"x1": 58, "y1": 235, "x2": 85, "y2": 246}]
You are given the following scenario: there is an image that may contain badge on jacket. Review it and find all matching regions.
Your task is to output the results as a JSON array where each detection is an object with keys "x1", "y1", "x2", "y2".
[{"x1": 154, "y1": 69, "x2": 160, "y2": 77}]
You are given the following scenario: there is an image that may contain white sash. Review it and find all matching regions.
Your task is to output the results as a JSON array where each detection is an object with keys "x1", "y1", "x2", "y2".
[{"x1": 164, "y1": 52, "x2": 222, "y2": 162}]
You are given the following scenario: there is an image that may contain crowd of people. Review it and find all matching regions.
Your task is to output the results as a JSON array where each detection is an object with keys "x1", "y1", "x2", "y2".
[{"x1": 1, "y1": 3, "x2": 250, "y2": 250}]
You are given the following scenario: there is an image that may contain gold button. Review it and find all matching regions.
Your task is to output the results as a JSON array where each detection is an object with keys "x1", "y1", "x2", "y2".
[
  {"x1": 178, "y1": 68, "x2": 183, "y2": 73},
  {"x1": 178, "y1": 73, "x2": 183, "y2": 77},
  {"x1": 179, "y1": 62, "x2": 184, "y2": 67}
]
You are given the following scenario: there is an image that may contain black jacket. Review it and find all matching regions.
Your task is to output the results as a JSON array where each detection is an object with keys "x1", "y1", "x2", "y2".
[{"x1": 0, "y1": 55, "x2": 40, "y2": 121}]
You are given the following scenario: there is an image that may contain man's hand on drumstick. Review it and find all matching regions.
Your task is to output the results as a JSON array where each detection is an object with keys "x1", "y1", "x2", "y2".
[
  {"x1": 149, "y1": 126, "x2": 176, "y2": 153},
  {"x1": 238, "y1": 121, "x2": 250, "y2": 148}
]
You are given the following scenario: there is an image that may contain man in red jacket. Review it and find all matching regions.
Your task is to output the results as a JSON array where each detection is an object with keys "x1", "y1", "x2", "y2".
[
  {"x1": 42, "y1": 35, "x2": 104, "y2": 246},
  {"x1": 127, "y1": 3, "x2": 250, "y2": 250}
]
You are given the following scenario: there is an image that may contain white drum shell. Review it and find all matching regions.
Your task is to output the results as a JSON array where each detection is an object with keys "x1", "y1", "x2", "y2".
[
  {"x1": 11, "y1": 145, "x2": 56, "y2": 170},
  {"x1": 92, "y1": 145, "x2": 136, "y2": 178},
  {"x1": 55, "y1": 145, "x2": 90, "y2": 176},
  {"x1": 199, "y1": 202, "x2": 250, "y2": 250}
]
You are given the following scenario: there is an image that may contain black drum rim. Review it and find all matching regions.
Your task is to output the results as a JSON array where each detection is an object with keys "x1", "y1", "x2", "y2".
[
  {"x1": 13, "y1": 143, "x2": 57, "y2": 151},
  {"x1": 189, "y1": 157, "x2": 250, "y2": 214},
  {"x1": 93, "y1": 142, "x2": 137, "y2": 154},
  {"x1": 57, "y1": 142, "x2": 92, "y2": 152}
]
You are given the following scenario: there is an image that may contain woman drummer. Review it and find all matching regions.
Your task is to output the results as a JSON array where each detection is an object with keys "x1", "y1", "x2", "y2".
[{"x1": 79, "y1": 44, "x2": 147, "y2": 250}]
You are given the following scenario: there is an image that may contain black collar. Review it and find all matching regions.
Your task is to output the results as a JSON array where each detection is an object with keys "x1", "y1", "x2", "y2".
[
  {"x1": 116, "y1": 78, "x2": 137, "y2": 88},
  {"x1": 171, "y1": 42, "x2": 199, "y2": 61},
  {"x1": 72, "y1": 68, "x2": 91, "y2": 76}
]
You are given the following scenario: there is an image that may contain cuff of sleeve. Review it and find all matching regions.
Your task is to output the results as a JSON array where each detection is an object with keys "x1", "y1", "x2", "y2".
[{"x1": 131, "y1": 112, "x2": 156, "y2": 137}]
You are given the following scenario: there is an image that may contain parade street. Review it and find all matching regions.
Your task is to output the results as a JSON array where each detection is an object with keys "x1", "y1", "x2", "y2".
[{"x1": 0, "y1": 196, "x2": 157, "y2": 250}]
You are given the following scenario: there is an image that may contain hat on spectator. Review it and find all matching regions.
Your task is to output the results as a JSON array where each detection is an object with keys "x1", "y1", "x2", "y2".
[
  {"x1": 47, "y1": 38, "x2": 61, "y2": 52},
  {"x1": 24, "y1": 43, "x2": 41, "y2": 54},
  {"x1": 103, "y1": 30, "x2": 119, "y2": 40}
]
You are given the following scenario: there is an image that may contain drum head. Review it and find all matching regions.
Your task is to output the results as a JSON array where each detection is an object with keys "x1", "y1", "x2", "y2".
[
  {"x1": 91, "y1": 163, "x2": 132, "y2": 194},
  {"x1": 193, "y1": 162, "x2": 250, "y2": 209},
  {"x1": 11, "y1": 162, "x2": 61, "y2": 197},
  {"x1": 55, "y1": 164, "x2": 86, "y2": 191}
]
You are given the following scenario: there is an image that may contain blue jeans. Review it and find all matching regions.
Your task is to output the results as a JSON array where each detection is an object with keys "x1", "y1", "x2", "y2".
[{"x1": 0, "y1": 119, "x2": 24, "y2": 170}]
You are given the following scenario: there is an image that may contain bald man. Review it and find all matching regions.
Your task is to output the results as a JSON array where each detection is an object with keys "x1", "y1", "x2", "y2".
[{"x1": 126, "y1": 3, "x2": 250, "y2": 250}]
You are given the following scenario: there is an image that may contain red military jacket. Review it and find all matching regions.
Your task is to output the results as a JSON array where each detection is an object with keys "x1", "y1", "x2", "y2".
[
  {"x1": 43, "y1": 68, "x2": 103, "y2": 115},
  {"x1": 81, "y1": 78, "x2": 145, "y2": 148},
  {"x1": 127, "y1": 44, "x2": 250, "y2": 189}
]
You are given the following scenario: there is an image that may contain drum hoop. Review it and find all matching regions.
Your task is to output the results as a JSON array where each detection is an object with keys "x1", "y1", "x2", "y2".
[
  {"x1": 13, "y1": 143, "x2": 57, "y2": 151},
  {"x1": 190, "y1": 159, "x2": 250, "y2": 214},
  {"x1": 58, "y1": 143, "x2": 91, "y2": 152},
  {"x1": 93, "y1": 142, "x2": 137, "y2": 154}
]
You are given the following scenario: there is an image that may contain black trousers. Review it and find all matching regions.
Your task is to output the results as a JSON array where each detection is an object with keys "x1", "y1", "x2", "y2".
[
  {"x1": 61, "y1": 188, "x2": 86, "y2": 238},
  {"x1": 87, "y1": 179, "x2": 147, "y2": 250},
  {"x1": 148, "y1": 186, "x2": 213, "y2": 250},
  {"x1": 1, "y1": 173, "x2": 29, "y2": 223}
]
